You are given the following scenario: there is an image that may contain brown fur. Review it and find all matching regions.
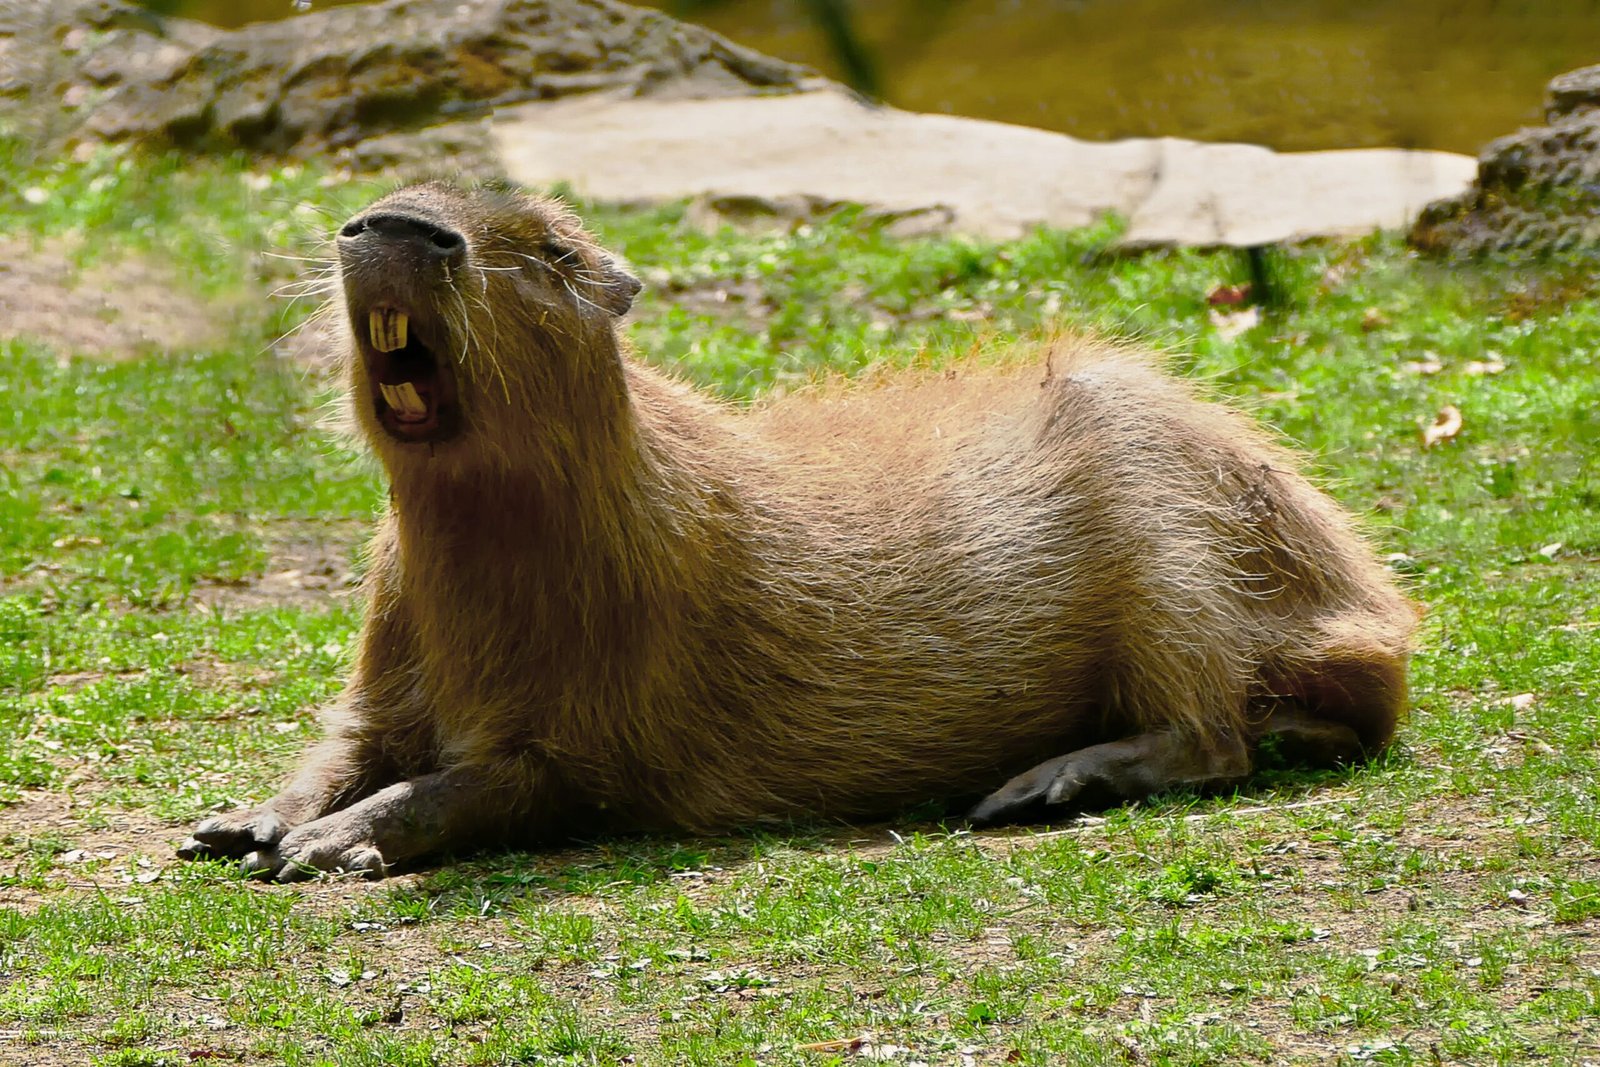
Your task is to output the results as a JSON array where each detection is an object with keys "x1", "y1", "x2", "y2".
[{"x1": 181, "y1": 181, "x2": 1417, "y2": 878}]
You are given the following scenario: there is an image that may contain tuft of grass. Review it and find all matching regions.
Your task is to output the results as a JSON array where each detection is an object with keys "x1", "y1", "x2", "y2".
[{"x1": 0, "y1": 143, "x2": 1596, "y2": 1065}]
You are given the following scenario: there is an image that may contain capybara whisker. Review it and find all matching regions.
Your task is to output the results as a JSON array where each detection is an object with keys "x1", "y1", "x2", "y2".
[{"x1": 179, "y1": 179, "x2": 1418, "y2": 879}]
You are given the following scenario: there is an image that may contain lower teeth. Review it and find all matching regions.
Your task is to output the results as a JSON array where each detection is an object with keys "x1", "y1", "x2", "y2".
[{"x1": 379, "y1": 381, "x2": 428, "y2": 418}]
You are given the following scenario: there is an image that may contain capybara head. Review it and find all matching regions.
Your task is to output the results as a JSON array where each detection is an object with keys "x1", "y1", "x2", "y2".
[{"x1": 334, "y1": 181, "x2": 642, "y2": 463}]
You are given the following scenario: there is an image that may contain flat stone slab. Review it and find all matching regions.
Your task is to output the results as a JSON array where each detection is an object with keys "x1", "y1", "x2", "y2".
[{"x1": 494, "y1": 88, "x2": 1476, "y2": 246}]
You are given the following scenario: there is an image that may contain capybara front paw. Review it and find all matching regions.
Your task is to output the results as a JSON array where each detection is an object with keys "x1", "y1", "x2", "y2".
[
  {"x1": 178, "y1": 807, "x2": 292, "y2": 861},
  {"x1": 244, "y1": 819, "x2": 389, "y2": 882}
]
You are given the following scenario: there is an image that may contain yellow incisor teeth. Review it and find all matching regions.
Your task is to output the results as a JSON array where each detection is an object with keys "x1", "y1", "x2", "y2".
[
  {"x1": 394, "y1": 381, "x2": 426, "y2": 415},
  {"x1": 379, "y1": 381, "x2": 427, "y2": 416},
  {"x1": 368, "y1": 308, "x2": 409, "y2": 352}
]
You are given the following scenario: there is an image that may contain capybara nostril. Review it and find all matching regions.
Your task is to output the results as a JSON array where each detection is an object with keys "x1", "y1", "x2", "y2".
[{"x1": 341, "y1": 212, "x2": 466, "y2": 264}]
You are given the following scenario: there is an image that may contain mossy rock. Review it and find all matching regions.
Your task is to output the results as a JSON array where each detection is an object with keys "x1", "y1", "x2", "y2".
[
  {"x1": 0, "y1": 0, "x2": 811, "y2": 161},
  {"x1": 1410, "y1": 63, "x2": 1600, "y2": 259}
]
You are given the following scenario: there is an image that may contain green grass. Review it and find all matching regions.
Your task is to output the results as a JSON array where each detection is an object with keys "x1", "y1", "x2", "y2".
[{"x1": 1, "y1": 141, "x2": 1597, "y2": 1065}]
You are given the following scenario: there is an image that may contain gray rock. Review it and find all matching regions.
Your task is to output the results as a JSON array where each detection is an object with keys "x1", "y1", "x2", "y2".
[
  {"x1": 1411, "y1": 65, "x2": 1600, "y2": 258},
  {"x1": 0, "y1": 0, "x2": 812, "y2": 156},
  {"x1": 1546, "y1": 64, "x2": 1600, "y2": 122}
]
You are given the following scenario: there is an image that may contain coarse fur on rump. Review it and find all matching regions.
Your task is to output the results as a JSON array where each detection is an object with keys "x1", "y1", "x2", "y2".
[{"x1": 180, "y1": 180, "x2": 1418, "y2": 879}]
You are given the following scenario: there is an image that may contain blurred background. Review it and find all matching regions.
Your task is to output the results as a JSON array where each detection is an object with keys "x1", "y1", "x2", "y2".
[{"x1": 136, "y1": 0, "x2": 1600, "y2": 153}]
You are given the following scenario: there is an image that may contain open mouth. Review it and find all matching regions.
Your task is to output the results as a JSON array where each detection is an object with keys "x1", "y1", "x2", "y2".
[{"x1": 362, "y1": 306, "x2": 460, "y2": 443}]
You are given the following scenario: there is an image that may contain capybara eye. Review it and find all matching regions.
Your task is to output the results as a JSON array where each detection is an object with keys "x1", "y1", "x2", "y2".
[{"x1": 539, "y1": 237, "x2": 570, "y2": 264}]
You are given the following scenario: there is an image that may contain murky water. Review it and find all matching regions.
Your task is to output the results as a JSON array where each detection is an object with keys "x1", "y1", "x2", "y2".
[{"x1": 145, "y1": 0, "x2": 1600, "y2": 153}]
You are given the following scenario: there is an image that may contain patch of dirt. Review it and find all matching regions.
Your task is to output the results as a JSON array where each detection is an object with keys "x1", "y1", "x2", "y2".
[
  {"x1": 0, "y1": 236, "x2": 233, "y2": 359},
  {"x1": 39, "y1": 668, "x2": 149, "y2": 691},
  {"x1": 267, "y1": 305, "x2": 345, "y2": 373},
  {"x1": 190, "y1": 526, "x2": 365, "y2": 613},
  {"x1": 0, "y1": 790, "x2": 176, "y2": 912},
  {"x1": 0, "y1": 1033, "x2": 95, "y2": 1067},
  {"x1": 33, "y1": 658, "x2": 289, "y2": 696},
  {"x1": 656, "y1": 274, "x2": 781, "y2": 330}
]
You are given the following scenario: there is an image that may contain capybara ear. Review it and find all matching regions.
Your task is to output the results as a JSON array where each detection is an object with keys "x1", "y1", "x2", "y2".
[{"x1": 596, "y1": 254, "x2": 642, "y2": 317}]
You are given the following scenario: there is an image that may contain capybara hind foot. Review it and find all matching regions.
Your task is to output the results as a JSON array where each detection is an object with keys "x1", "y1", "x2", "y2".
[
  {"x1": 177, "y1": 806, "x2": 293, "y2": 861},
  {"x1": 1252, "y1": 705, "x2": 1365, "y2": 767},
  {"x1": 968, "y1": 730, "x2": 1252, "y2": 826}
]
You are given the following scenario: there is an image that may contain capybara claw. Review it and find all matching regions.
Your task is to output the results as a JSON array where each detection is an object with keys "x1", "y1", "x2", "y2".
[
  {"x1": 273, "y1": 860, "x2": 319, "y2": 883},
  {"x1": 187, "y1": 809, "x2": 290, "y2": 860},
  {"x1": 240, "y1": 850, "x2": 280, "y2": 879},
  {"x1": 340, "y1": 846, "x2": 389, "y2": 880},
  {"x1": 175, "y1": 836, "x2": 212, "y2": 862}
]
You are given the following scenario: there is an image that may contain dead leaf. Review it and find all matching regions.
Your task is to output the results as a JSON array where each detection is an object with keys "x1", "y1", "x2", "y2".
[
  {"x1": 1361, "y1": 307, "x2": 1390, "y2": 331},
  {"x1": 1206, "y1": 283, "x2": 1252, "y2": 306},
  {"x1": 1504, "y1": 693, "x2": 1537, "y2": 711},
  {"x1": 1421, "y1": 405, "x2": 1462, "y2": 448},
  {"x1": 1463, "y1": 358, "x2": 1506, "y2": 376},
  {"x1": 1208, "y1": 306, "x2": 1260, "y2": 340},
  {"x1": 1401, "y1": 357, "x2": 1445, "y2": 376}
]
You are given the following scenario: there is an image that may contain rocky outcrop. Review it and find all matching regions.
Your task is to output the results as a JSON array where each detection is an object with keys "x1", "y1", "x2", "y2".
[
  {"x1": 0, "y1": 0, "x2": 811, "y2": 157},
  {"x1": 1410, "y1": 64, "x2": 1600, "y2": 258},
  {"x1": 0, "y1": 0, "x2": 1476, "y2": 249}
]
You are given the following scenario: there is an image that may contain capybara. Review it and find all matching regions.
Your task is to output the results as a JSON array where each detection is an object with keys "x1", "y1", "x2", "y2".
[{"x1": 179, "y1": 180, "x2": 1417, "y2": 879}]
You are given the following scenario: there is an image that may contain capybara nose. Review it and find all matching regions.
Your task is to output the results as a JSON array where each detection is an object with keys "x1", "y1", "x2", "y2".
[{"x1": 339, "y1": 212, "x2": 466, "y2": 266}]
